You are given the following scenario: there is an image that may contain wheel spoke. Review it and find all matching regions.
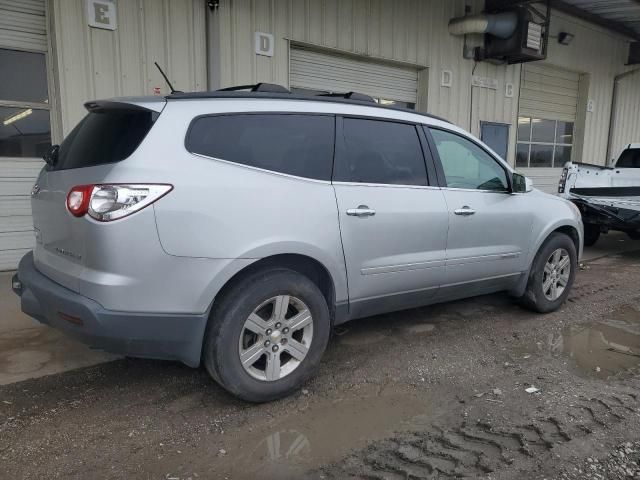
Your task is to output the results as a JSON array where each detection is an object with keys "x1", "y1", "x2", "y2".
[
  {"x1": 244, "y1": 313, "x2": 268, "y2": 335},
  {"x1": 558, "y1": 273, "x2": 569, "y2": 287},
  {"x1": 285, "y1": 339, "x2": 309, "y2": 361},
  {"x1": 542, "y1": 276, "x2": 553, "y2": 293},
  {"x1": 558, "y1": 255, "x2": 570, "y2": 271},
  {"x1": 552, "y1": 250, "x2": 562, "y2": 266},
  {"x1": 240, "y1": 342, "x2": 264, "y2": 367},
  {"x1": 273, "y1": 295, "x2": 290, "y2": 323},
  {"x1": 550, "y1": 282, "x2": 559, "y2": 300},
  {"x1": 265, "y1": 352, "x2": 281, "y2": 380},
  {"x1": 544, "y1": 263, "x2": 554, "y2": 275},
  {"x1": 287, "y1": 309, "x2": 312, "y2": 331}
]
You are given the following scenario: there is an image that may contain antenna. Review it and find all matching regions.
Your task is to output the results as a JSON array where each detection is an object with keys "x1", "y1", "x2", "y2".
[{"x1": 154, "y1": 62, "x2": 180, "y2": 94}]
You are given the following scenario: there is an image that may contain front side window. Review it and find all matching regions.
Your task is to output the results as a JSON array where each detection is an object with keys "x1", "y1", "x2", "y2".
[
  {"x1": 429, "y1": 128, "x2": 509, "y2": 192},
  {"x1": 516, "y1": 117, "x2": 573, "y2": 168},
  {"x1": 0, "y1": 48, "x2": 51, "y2": 157},
  {"x1": 334, "y1": 118, "x2": 427, "y2": 186},
  {"x1": 186, "y1": 114, "x2": 335, "y2": 181}
]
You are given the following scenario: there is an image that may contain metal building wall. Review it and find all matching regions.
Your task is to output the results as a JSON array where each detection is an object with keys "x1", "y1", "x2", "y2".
[
  {"x1": 49, "y1": 0, "x2": 207, "y2": 137},
  {"x1": 215, "y1": 0, "x2": 634, "y2": 174},
  {"x1": 610, "y1": 69, "x2": 640, "y2": 160}
]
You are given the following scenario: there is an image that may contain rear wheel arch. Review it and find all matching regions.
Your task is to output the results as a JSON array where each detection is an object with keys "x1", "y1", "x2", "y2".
[{"x1": 212, "y1": 254, "x2": 337, "y2": 322}]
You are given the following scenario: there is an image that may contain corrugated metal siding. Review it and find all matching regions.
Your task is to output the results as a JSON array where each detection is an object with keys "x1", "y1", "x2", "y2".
[
  {"x1": 215, "y1": 1, "x2": 632, "y2": 169},
  {"x1": 610, "y1": 69, "x2": 640, "y2": 160},
  {"x1": 290, "y1": 46, "x2": 419, "y2": 103},
  {"x1": 51, "y1": 0, "x2": 207, "y2": 136},
  {"x1": 0, "y1": 0, "x2": 46, "y2": 52}
]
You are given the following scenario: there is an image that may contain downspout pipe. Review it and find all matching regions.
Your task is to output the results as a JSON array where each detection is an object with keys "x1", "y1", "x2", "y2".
[
  {"x1": 448, "y1": 12, "x2": 519, "y2": 39},
  {"x1": 606, "y1": 67, "x2": 640, "y2": 163}
]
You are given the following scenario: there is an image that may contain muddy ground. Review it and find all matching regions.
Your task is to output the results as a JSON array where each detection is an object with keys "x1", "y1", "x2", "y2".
[{"x1": 3, "y1": 249, "x2": 640, "y2": 479}]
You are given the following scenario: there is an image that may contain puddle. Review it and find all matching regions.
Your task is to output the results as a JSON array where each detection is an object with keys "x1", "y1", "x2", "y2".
[
  {"x1": 211, "y1": 388, "x2": 434, "y2": 479},
  {"x1": 563, "y1": 305, "x2": 640, "y2": 378}
]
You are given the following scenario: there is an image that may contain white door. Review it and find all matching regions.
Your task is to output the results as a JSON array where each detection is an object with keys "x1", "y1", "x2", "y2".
[
  {"x1": 290, "y1": 46, "x2": 419, "y2": 108},
  {"x1": 516, "y1": 63, "x2": 581, "y2": 193},
  {"x1": 0, "y1": 0, "x2": 49, "y2": 270}
]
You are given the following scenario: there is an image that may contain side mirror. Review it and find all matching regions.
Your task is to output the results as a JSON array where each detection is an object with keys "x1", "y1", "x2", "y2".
[{"x1": 512, "y1": 173, "x2": 533, "y2": 193}]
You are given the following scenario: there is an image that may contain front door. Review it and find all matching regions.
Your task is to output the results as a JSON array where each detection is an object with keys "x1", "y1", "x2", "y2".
[
  {"x1": 333, "y1": 117, "x2": 448, "y2": 318},
  {"x1": 427, "y1": 127, "x2": 534, "y2": 287}
]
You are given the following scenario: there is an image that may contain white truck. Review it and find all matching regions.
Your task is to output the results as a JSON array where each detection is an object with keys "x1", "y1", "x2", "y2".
[{"x1": 559, "y1": 144, "x2": 640, "y2": 246}]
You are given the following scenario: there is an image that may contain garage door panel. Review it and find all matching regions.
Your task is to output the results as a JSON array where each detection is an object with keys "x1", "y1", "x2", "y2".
[
  {"x1": 0, "y1": 248, "x2": 31, "y2": 271},
  {"x1": 0, "y1": 159, "x2": 43, "y2": 178},
  {"x1": 0, "y1": 196, "x2": 32, "y2": 217},
  {"x1": 519, "y1": 100, "x2": 578, "y2": 119},
  {"x1": 519, "y1": 82, "x2": 579, "y2": 99},
  {"x1": 0, "y1": 179, "x2": 36, "y2": 196},
  {"x1": 290, "y1": 46, "x2": 419, "y2": 104},
  {"x1": 523, "y1": 63, "x2": 580, "y2": 82},
  {"x1": 519, "y1": 88, "x2": 577, "y2": 108},
  {"x1": 0, "y1": 231, "x2": 35, "y2": 251},
  {"x1": 0, "y1": 216, "x2": 34, "y2": 233}
]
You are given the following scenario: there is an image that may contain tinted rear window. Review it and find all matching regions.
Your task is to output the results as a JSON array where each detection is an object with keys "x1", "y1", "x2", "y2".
[
  {"x1": 53, "y1": 109, "x2": 157, "y2": 170},
  {"x1": 186, "y1": 114, "x2": 335, "y2": 181},
  {"x1": 617, "y1": 148, "x2": 640, "y2": 168},
  {"x1": 334, "y1": 118, "x2": 427, "y2": 186}
]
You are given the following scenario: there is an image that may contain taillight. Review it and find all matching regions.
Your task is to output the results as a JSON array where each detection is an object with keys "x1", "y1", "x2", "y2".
[
  {"x1": 67, "y1": 184, "x2": 172, "y2": 222},
  {"x1": 66, "y1": 185, "x2": 93, "y2": 217}
]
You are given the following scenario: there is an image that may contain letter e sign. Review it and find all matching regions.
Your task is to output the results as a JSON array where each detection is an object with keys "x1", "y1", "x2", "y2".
[{"x1": 87, "y1": 0, "x2": 117, "y2": 30}]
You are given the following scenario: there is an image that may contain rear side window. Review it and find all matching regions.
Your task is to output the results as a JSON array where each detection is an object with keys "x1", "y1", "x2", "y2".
[
  {"x1": 616, "y1": 148, "x2": 640, "y2": 168},
  {"x1": 54, "y1": 109, "x2": 157, "y2": 170},
  {"x1": 186, "y1": 114, "x2": 335, "y2": 181},
  {"x1": 334, "y1": 118, "x2": 427, "y2": 186}
]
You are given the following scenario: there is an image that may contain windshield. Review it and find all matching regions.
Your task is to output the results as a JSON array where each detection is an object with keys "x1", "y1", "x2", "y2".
[
  {"x1": 51, "y1": 108, "x2": 157, "y2": 170},
  {"x1": 616, "y1": 148, "x2": 640, "y2": 168}
]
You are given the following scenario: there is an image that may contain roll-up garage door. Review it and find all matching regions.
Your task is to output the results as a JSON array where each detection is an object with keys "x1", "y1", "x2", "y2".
[
  {"x1": 290, "y1": 46, "x2": 418, "y2": 105},
  {"x1": 516, "y1": 63, "x2": 580, "y2": 193},
  {"x1": 0, "y1": 0, "x2": 48, "y2": 270}
]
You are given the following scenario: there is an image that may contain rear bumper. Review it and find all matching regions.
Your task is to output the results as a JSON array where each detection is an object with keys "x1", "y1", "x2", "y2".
[{"x1": 14, "y1": 252, "x2": 208, "y2": 367}]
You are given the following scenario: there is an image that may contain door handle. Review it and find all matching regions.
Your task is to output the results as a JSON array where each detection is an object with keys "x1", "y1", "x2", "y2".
[
  {"x1": 454, "y1": 206, "x2": 476, "y2": 216},
  {"x1": 346, "y1": 205, "x2": 376, "y2": 217}
]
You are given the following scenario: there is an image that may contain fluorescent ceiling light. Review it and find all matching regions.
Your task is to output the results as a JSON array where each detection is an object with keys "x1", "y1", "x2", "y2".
[{"x1": 3, "y1": 108, "x2": 33, "y2": 126}]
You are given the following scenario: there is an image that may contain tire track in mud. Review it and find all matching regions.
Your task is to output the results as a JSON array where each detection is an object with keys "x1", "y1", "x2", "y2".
[{"x1": 317, "y1": 388, "x2": 640, "y2": 479}]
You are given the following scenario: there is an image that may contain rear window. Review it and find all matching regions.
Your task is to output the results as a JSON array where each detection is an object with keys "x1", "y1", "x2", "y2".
[
  {"x1": 185, "y1": 114, "x2": 335, "y2": 181},
  {"x1": 616, "y1": 148, "x2": 640, "y2": 168},
  {"x1": 52, "y1": 108, "x2": 157, "y2": 170}
]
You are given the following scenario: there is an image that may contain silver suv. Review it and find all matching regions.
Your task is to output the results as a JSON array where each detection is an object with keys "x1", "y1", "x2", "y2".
[{"x1": 13, "y1": 84, "x2": 583, "y2": 402}]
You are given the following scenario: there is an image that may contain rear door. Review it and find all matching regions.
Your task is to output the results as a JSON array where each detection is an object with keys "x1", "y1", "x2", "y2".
[
  {"x1": 333, "y1": 116, "x2": 448, "y2": 318},
  {"x1": 426, "y1": 127, "x2": 533, "y2": 287}
]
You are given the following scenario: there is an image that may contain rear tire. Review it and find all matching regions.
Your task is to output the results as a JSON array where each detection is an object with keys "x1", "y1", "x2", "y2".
[
  {"x1": 203, "y1": 268, "x2": 330, "y2": 402},
  {"x1": 583, "y1": 223, "x2": 600, "y2": 247},
  {"x1": 519, "y1": 232, "x2": 577, "y2": 313}
]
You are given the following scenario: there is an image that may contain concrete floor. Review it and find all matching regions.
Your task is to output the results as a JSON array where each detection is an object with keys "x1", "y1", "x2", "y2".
[{"x1": 0, "y1": 231, "x2": 637, "y2": 386}]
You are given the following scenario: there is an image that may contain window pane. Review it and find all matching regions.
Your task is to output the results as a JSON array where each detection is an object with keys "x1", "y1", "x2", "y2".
[
  {"x1": 335, "y1": 118, "x2": 427, "y2": 185},
  {"x1": 516, "y1": 143, "x2": 529, "y2": 168},
  {"x1": 517, "y1": 117, "x2": 531, "y2": 142},
  {"x1": 55, "y1": 109, "x2": 157, "y2": 170},
  {"x1": 529, "y1": 144, "x2": 554, "y2": 167},
  {"x1": 616, "y1": 148, "x2": 640, "y2": 168},
  {"x1": 556, "y1": 121, "x2": 574, "y2": 144},
  {"x1": 0, "y1": 107, "x2": 51, "y2": 158},
  {"x1": 531, "y1": 119, "x2": 556, "y2": 143},
  {"x1": 554, "y1": 145, "x2": 572, "y2": 166},
  {"x1": 430, "y1": 128, "x2": 509, "y2": 192},
  {"x1": 0, "y1": 48, "x2": 48, "y2": 103},
  {"x1": 186, "y1": 114, "x2": 335, "y2": 181}
]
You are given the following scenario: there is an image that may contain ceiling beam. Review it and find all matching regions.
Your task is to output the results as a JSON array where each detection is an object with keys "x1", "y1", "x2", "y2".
[{"x1": 549, "y1": 0, "x2": 640, "y2": 41}]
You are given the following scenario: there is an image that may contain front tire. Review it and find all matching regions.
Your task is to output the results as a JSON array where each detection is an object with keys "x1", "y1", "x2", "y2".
[
  {"x1": 203, "y1": 268, "x2": 331, "y2": 402},
  {"x1": 519, "y1": 232, "x2": 577, "y2": 313}
]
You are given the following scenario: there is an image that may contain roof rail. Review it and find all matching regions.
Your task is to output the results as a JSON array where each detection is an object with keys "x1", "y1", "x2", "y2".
[
  {"x1": 217, "y1": 83, "x2": 291, "y2": 94},
  {"x1": 319, "y1": 92, "x2": 375, "y2": 103}
]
